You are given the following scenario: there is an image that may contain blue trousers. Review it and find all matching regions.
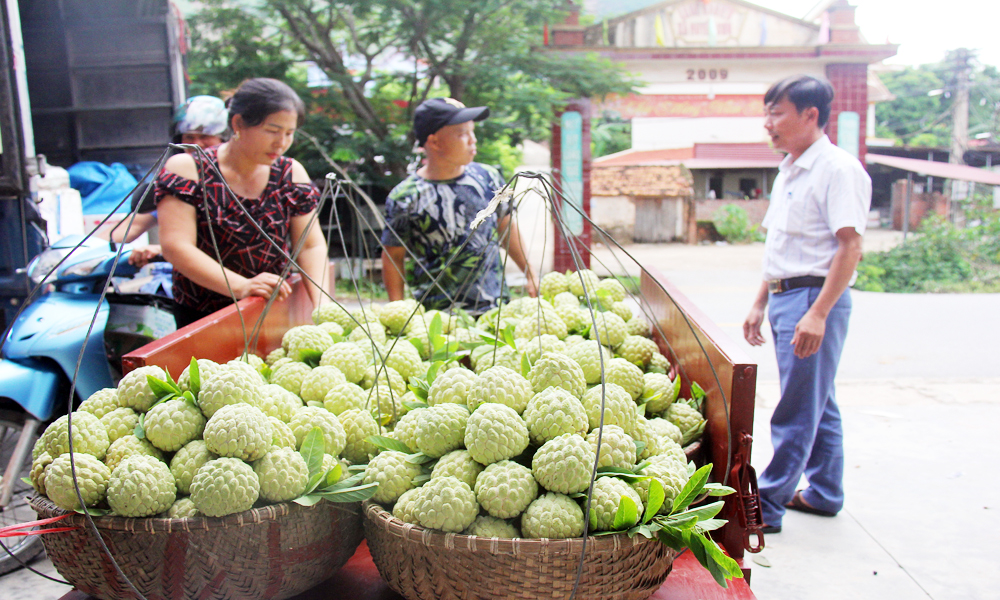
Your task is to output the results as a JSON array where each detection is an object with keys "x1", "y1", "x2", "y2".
[{"x1": 759, "y1": 286, "x2": 851, "y2": 527}]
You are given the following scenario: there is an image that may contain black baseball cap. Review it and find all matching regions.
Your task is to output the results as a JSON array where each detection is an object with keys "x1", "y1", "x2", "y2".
[{"x1": 413, "y1": 98, "x2": 490, "y2": 146}]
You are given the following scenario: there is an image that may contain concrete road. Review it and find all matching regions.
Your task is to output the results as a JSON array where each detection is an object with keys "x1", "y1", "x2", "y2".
[
  {"x1": 5, "y1": 229, "x2": 999, "y2": 599},
  {"x1": 591, "y1": 230, "x2": 1000, "y2": 600}
]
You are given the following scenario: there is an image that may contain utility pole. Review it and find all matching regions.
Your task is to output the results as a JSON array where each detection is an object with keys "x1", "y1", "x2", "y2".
[{"x1": 949, "y1": 48, "x2": 973, "y2": 224}]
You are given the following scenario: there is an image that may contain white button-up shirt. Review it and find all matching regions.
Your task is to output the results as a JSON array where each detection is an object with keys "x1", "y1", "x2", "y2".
[{"x1": 761, "y1": 135, "x2": 871, "y2": 282}]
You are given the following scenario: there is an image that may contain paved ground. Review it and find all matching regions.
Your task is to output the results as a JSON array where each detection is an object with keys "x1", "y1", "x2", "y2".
[{"x1": 5, "y1": 229, "x2": 999, "y2": 599}]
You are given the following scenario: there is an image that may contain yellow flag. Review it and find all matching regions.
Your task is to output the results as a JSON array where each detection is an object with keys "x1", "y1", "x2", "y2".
[{"x1": 655, "y1": 14, "x2": 666, "y2": 46}]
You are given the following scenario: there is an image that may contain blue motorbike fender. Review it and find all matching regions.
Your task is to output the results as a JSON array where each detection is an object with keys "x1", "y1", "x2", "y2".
[{"x1": 0, "y1": 357, "x2": 62, "y2": 421}]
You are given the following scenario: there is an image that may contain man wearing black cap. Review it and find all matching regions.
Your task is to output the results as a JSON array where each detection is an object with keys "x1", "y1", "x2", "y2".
[{"x1": 380, "y1": 97, "x2": 537, "y2": 313}]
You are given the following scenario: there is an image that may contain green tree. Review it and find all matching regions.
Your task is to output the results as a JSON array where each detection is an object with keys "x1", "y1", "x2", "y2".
[
  {"x1": 875, "y1": 49, "x2": 1000, "y2": 148},
  {"x1": 186, "y1": 0, "x2": 635, "y2": 188}
]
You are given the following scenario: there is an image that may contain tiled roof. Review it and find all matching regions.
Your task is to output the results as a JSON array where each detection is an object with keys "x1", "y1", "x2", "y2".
[{"x1": 592, "y1": 164, "x2": 693, "y2": 197}]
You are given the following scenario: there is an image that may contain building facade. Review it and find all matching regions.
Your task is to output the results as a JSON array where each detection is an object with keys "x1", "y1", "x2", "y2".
[{"x1": 547, "y1": 0, "x2": 897, "y2": 241}]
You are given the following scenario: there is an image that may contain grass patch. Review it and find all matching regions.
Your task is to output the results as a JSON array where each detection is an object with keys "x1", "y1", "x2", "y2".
[{"x1": 854, "y1": 207, "x2": 1000, "y2": 293}]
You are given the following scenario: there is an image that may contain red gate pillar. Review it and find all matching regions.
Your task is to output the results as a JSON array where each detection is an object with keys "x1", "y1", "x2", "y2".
[{"x1": 550, "y1": 99, "x2": 592, "y2": 273}]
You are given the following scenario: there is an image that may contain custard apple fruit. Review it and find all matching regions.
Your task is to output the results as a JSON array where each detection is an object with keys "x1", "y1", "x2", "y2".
[
  {"x1": 580, "y1": 383, "x2": 638, "y2": 433},
  {"x1": 77, "y1": 388, "x2": 120, "y2": 419},
  {"x1": 143, "y1": 398, "x2": 206, "y2": 452},
  {"x1": 99, "y1": 407, "x2": 139, "y2": 443},
  {"x1": 411, "y1": 476, "x2": 479, "y2": 532},
  {"x1": 589, "y1": 476, "x2": 643, "y2": 531},
  {"x1": 532, "y1": 434, "x2": 595, "y2": 494},
  {"x1": 287, "y1": 406, "x2": 346, "y2": 456},
  {"x1": 45, "y1": 453, "x2": 111, "y2": 512},
  {"x1": 431, "y1": 450, "x2": 484, "y2": 490},
  {"x1": 474, "y1": 460, "x2": 538, "y2": 519},
  {"x1": 189, "y1": 457, "x2": 260, "y2": 517},
  {"x1": 299, "y1": 365, "x2": 348, "y2": 404},
  {"x1": 464, "y1": 403, "x2": 529, "y2": 465},
  {"x1": 282, "y1": 325, "x2": 333, "y2": 361},
  {"x1": 104, "y1": 434, "x2": 164, "y2": 472},
  {"x1": 364, "y1": 450, "x2": 422, "y2": 504},
  {"x1": 586, "y1": 424, "x2": 637, "y2": 470},
  {"x1": 107, "y1": 455, "x2": 176, "y2": 517},
  {"x1": 339, "y1": 408, "x2": 381, "y2": 464},
  {"x1": 413, "y1": 403, "x2": 469, "y2": 458},
  {"x1": 426, "y1": 367, "x2": 477, "y2": 406},
  {"x1": 464, "y1": 515, "x2": 520, "y2": 538},
  {"x1": 167, "y1": 497, "x2": 200, "y2": 518},
  {"x1": 170, "y1": 440, "x2": 217, "y2": 495},
  {"x1": 199, "y1": 364, "x2": 263, "y2": 418},
  {"x1": 319, "y1": 342, "x2": 368, "y2": 383},
  {"x1": 253, "y1": 447, "x2": 310, "y2": 503},
  {"x1": 42, "y1": 411, "x2": 109, "y2": 460},
  {"x1": 521, "y1": 492, "x2": 586, "y2": 539},
  {"x1": 522, "y1": 388, "x2": 588, "y2": 446},
  {"x1": 527, "y1": 352, "x2": 586, "y2": 398},
  {"x1": 117, "y1": 365, "x2": 167, "y2": 413},
  {"x1": 467, "y1": 366, "x2": 533, "y2": 414},
  {"x1": 203, "y1": 403, "x2": 273, "y2": 462}
]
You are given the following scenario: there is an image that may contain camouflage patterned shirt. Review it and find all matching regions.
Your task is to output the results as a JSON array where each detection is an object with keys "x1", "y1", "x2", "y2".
[{"x1": 381, "y1": 163, "x2": 508, "y2": 312}]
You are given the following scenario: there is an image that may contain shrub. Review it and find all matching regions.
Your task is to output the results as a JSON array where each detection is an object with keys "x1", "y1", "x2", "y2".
[{"x1": 711, "y1": 204, "x2": 763, "y2": 244}]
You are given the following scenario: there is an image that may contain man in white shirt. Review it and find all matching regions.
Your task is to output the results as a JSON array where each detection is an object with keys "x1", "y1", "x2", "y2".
[{"x1": 743, "y1": 75, "x2": 871, "y2": 534}]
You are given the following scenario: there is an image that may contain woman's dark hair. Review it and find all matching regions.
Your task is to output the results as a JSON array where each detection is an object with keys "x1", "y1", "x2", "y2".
[
  {"x1": 227, "y1": 78, "x2": 306, "y2": 129},
  {"x1": 764, "y1": 75, "x2": 835, "y2": 128}
]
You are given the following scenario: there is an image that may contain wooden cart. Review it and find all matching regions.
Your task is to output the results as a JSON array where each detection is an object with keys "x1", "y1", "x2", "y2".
[{"x1": 90, "y1": 267, "x2": 764, "y2": 600}]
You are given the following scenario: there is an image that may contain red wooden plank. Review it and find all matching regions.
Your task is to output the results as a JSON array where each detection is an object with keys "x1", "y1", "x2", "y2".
[
  {"x1": 58, "y1": 542, "x2": 756, "y2": 600},
  {"x1": 641, "y1": 268, "x2": 761, "y2": 560},
  {"x1": 121, "y1": 275, "x2": 314, "y2": 376}
]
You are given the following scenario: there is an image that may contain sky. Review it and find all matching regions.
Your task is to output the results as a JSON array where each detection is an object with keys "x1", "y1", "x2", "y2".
[{"x1": 755, "y1": 0, "x2": 1000, "y2": 67}]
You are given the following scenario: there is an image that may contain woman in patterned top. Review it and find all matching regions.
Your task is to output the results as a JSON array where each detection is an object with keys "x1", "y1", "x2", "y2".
[{"x1": 155, "y1": 78, "x2": 329, "y2": 328}]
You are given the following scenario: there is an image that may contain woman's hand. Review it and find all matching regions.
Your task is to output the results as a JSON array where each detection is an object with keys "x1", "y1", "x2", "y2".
[
  {"x1": 238, "y1": 273, "x2": 292, "y2": 301},
  {"x1": 128, "y1": 245, "x2": 162, "y2": 268}
]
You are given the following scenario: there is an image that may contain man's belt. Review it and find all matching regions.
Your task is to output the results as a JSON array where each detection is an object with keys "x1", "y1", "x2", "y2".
[{"x1": 767, "y1": 276, "x2": 826, "y2": 294}]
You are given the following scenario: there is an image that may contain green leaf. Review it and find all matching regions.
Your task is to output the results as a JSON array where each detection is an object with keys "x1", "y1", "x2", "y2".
[
  {"x1": 429, "y1": 313, "x2": 443, "y2": 342},
  {"x1": 146, "y1": 375, "x2": 179, "y2": 400},
  {"x1": 694, "y1": 518, "x2": 728, "y2": 533},
  {"x1": 325, "y1": 463, "x2": 343, "y2": 487},
  {"x1": 405, "y1": 452, "x2": 435, "y2": 465},
  {"x1": 408, "y1": 337, "x2": 426, "y2": 356},
  {"x1": 299, "y1": 427, "x2": 327, "y2": 480},
  {"x1": 426, "y1": 361, "x2": 443, "y2": 386},
  {"x1": 681, "y1": 420, "x2": 707, "y2": 446},
  {"x1": 520, "y1": 352, "x2": 532, "y2": 378},
  {"x1": 690, "y1": 382, "x2": 706, "y2": 401},
  {"x1": 403, "y1": 400, "x2": 429, "y2": 412},
  {"x1": 596, "y1": 466, "x2": 649, "y2": 483},
  {"x1": 669, "y1": 375, "x2": 682, "y2": 403},
  {"x1": 647, "y1": 365, "x2": 667, "y2": 375},
  {"x1": 300, "y1": 349, "x2": 323, "y2": 368},
  {"x1": 163, "y1": 367, "x2": 177, "y2": 387},
  {"x1": 134, "y1": 414, "x2": 146, "y2": 439},
  {"x1": 413, "y1": 473, "x2": 431, "y2": 485},
  {"x1": 633, "y1": 440, "x2": 646, "y2": 457},
  {"x1": 188, "y1": 357, "x2": 201, "y2": 398},
  {"x1": 367, "y1": 435, "x2": 414, "y2": 454},
  {"x1": 315, "y1": 481, "x2": 379, "y2": 503},
  {"x1": 612, "y1": 494, "x2": 639, "y2": 529},
  {"x1": 656, "y1": 525, "x2": 686, "y2": 549},
  {"x1": 671, "y1": 500, "x2": 724, "y2": 523},
  {"x1": 20, "y1": 477, "x2": 32, "y2": 486},
  {"x1": 703, "y1": 483, "x2": 737, "y2": 497},
  {"x1": 673, "y1": 464, "x2": 712, "y2": 514},
  {"x1": 74, "y1": 507, "x2": 111, "y2": 516},
  {"x1": 501, "y1": 323, "x2": 517, "y2": 349},
  {"x1": 181, "y1": 390, "x2": 198, "y2": 407},
  {"x1": 293, "y1": 494, "x2": 324, "y2": 507},
  {"x1": 303, "y1": 470, "x2": 326, "y2": 496},
  {"x1": 261, "y1": 365, "x2": 272, "y2": 380},
  {"x1": 643, "y1": 479, "x2": 665, "y2": 523}
]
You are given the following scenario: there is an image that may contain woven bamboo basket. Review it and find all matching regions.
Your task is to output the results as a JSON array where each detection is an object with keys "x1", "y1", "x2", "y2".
[
  {"x1": 362, "y1": 501, "x2": 678, "y2": 600},
  {"x1": 30, "y1": 496, "x2": 363, "y2": 600}
]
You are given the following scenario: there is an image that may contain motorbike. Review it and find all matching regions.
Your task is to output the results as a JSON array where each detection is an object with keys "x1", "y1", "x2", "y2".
[{"x1": 0, "y1": 235, "x2": 173, "y2": 574}]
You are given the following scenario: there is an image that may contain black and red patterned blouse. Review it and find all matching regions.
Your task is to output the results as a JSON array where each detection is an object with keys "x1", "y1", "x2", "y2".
[{"x1": 153, "y1": 147, "x2": 320, "y2": 314}]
